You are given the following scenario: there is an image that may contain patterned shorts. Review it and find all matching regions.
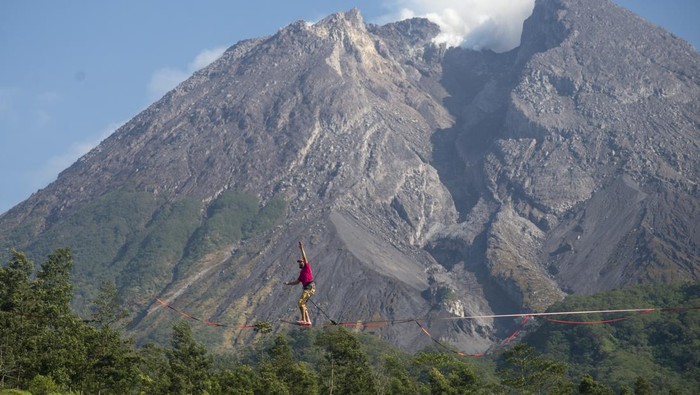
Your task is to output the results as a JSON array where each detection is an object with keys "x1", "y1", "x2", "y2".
[{"x1": 298, "y1": 283, "x2": 316, "y2": 307}]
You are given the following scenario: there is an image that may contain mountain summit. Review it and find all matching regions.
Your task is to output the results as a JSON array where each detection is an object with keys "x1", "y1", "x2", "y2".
[{"x1": 1, "y1": 0, "x2": 698, "y2": 352}]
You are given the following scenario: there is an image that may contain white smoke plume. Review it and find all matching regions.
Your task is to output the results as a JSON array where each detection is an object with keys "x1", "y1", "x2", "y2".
[{"x1": 381, "y1": 0, "x2": 535, "y2": 52}]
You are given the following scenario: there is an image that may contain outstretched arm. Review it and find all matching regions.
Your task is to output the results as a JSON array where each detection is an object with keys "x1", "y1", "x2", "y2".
[
  {"x1": 298, "y1": 241, "x2": 308, "y2": 264},
  {"x1": 284, "y1": 279, "x2": 300, "y2": 286}
]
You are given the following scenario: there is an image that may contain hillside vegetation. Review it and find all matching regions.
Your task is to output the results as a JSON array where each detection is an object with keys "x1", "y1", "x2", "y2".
[
  {"x1": 0, "y1": 190, "x2": 285, "y2": 314},
  {"x1": 525, "y1": 283, "x2": 700, "y2": 392},
  {"x1": 1, "y1": 248, "x2": 697, "y2": 394}
]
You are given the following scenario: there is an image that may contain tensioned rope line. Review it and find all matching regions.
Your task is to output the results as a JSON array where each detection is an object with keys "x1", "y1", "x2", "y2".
[
  {"x1": 415, "y1": 306, "x2": 699, "y2": 357},
  {"x1": 155, "y1": 299, "x2": 699, "y2": 329},
  {"x1": 412, "y1": 314, "x2": 531, "y2": 357},
  {"x1": 154, "y1": 298, "x2": 699, "y2": 356},
  {"x1": 499, "y1": 315, "x2": 531, "y2": 346},
  {"x1": 434, "y1": 307, "x2": 660, "y2": 321},
  {"x1": 322, "y1": 307, "x2": 691, "y2": 328},
  {"x1": 542, "y1": 313, "x2": 652, "y2": 325},
  {"x1": 155, "y1": 298, "x2": 256, "y2": 329},
  {"x1": 323, "y1": 318, "x2": 418, "y2": 328}
]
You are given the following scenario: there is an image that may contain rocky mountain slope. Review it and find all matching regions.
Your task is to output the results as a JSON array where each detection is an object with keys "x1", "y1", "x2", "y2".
[{"x1": 1, "y1": 0, "x2": 698, "y2": 352}]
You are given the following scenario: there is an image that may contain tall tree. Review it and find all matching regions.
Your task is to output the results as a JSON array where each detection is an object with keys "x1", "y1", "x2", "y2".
[
  {"x1": 167, "y1": 321, "x2": 213, "y2": 394},
  {"x1": 0, "y1": 249, "x2": 33, "y2": 311},
  {"x1": 498, "y1": 343, "x2": 573, "y2": 394},
  {"x1": 27, "y1": 248, "x2": 82, "y2": 387},
  {"x1": 137, "y1": 343, "x2": 172, "y2": 394},
  {"x1": 0, "y1": 250, "x2": 33, "y2": 387},
  {"x1": 254, "y1": 361, "x2": 290, "y2": 395},
  {"x1": 212, "y1": 364, "x2": 257, "y2": 395},
  {"x1": 411, "y1": 352, "x2": 482, "y2": 394},
  {"x1": 77, "y1": 325, "x2": 142, "y2": 393},
  {"x1": 268, "y1": 335, "x2": 318, "y2": 394},
  {"x1": 91, "y1": 281, "x2": 128, "y2": 328},
  {"x1": 381, "y1": 354, "x2": 427, "y2": 394},
  {"x1": 315, "y1": 328, "x2": 377, "y2": 394},
  {"x1": 34, "y1": 248, "x2": 73, "y2": 316}
]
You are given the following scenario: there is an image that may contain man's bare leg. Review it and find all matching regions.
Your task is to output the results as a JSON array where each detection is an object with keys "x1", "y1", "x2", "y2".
[{"x1": 303, "y1": 306, "x2": 311, "y2": 324}]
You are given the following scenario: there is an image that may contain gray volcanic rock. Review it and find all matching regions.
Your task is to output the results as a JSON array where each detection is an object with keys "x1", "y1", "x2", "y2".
[
  {"x1": 499, "y1": 0, "x2": 700, "y2": 296},
  {"x1": 1, "y1": 0, "x2": 698, "y2": 352}
]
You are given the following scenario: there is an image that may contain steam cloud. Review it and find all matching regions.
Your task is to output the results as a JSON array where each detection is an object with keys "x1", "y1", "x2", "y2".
[{"x1": 381, "y1": 0, "x2": 535, "y2": 52}]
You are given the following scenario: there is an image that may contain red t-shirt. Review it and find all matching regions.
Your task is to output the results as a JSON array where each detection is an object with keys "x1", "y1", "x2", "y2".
[{"x1": 298, "y1": 262, "x2": 313, "y2": 286}]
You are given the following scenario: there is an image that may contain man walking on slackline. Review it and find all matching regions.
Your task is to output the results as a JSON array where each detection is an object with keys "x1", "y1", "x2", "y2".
[{"x1": 284, "y1": 242, "x2": 315, "y2": 325}]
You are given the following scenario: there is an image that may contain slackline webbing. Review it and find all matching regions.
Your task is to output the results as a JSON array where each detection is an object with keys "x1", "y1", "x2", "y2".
[{"x1": 154, "y1": 298, "x2": 699, "y2": 356}]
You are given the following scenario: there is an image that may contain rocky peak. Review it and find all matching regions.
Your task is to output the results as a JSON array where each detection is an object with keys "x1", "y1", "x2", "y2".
[
  {"x1": 320, "y1": 8, "x2": 365, "y2": 29},
  {"x1": 1, "y1": 3, "x2": 698, "y2": 353}
]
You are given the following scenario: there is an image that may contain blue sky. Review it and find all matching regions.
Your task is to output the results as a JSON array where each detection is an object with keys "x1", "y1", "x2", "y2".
[{"x1": 1, "y1": 1, "x2": 698, "y2": 215}]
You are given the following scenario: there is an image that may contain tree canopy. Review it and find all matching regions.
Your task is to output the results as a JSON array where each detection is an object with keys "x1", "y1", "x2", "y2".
[{"x1": 0, "y1": 248, "x2": 697, "y2": 394}]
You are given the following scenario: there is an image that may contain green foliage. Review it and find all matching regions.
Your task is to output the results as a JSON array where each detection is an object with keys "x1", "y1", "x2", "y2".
[
  {"x1": 381, "y1": 354, "x2": 428, "y2": 394},
  {"x1": 0, "y1": 250, "x2": 33, "y2": 313},
  {"x1": 167, "y1": 321, "x2": 213, "y2": 394},
  {"x1": 136, "y1": 343, "x2": 171, "y2": 394},
  {"x1": 578, "y1": 374, "x2": 615, "y2": 395},
  {"x1": 498, "y1": 343, "x2": 572, "y2": 394},
  {"x1": 27, "y1": 374, "x2": 61, "y2": 395},
  {"x1": 267, "y1": 336, "x2": 318, "y2": 395},
  {"x1": 253, "y1": 321, "x2": 273, "y2": 334},
  {"x1": 411, "y1": 352, "x2": 485, "y2": 394},
  {"x1": 315, "y1": 327, "x2": 378, "y2": 394},
  {"x1": 435, "y1": 286, "x2": 457, "y2": 307},
  {"x1": 0, "y1": 215, "x2": 43, "y2": 260},
  {"x1": 19, "y1": 190, "x2": 165, "y2": 311},
  {"x1": 78, "y1": 325, "x2": 142, "y2": 393},
  {"x1": 36, "y1": 248, "x2": 74, "y2": 316},
  {"x1": 1, "y1": 249, "x2": 698, "y2": 394},
  {"x1": 255, "y1": 361, "x2": 290, "y2": 395},
  {"x1": 30, "y1": 190, "x2": 162, "y2": 274},
  {"x1": 212, "y1": 365, "x2": 256, "y2": 395},
  {"x1": 115, "y1": 197, "x2": 201, "y2": 300},
  {"x1": 6, "y1": 189, "x2": 285, "y2": 319},
  {"x1": 0, "y1": 249, "x2": 141, "y2": 394},
  {"x1": 179, "y1": 192, "x2": 286, "y2": 277},
  {"x1": 0, "y1": 389, "x2": 32, "y2": 395},
  {"x1": 525, "y1": 283, "x2": 700, "y2": 394},
  {"x1": 633, "y1": 376, "x2": 654, "y2": 395},
  {"x1": 90, "y1": 281, "x2": 128, "y2": 327}
]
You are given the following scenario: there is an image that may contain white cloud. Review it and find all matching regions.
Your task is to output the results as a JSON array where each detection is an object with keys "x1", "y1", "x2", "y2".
[
  {"x1": 380, "y1": 0, "x2": 535, "y2": 52},
  {"x1": 147, "y1": 46, "x2": 226, "y2": 102},
  {"x1": 31, "y1": 121, "x2": 123, "y2": 188},
  {"x1": 190, "y1": 48, "x2": 226, "y2": 70},
  {"x1": 147, "y1": 68, "x2": 189, "y2": 103}
]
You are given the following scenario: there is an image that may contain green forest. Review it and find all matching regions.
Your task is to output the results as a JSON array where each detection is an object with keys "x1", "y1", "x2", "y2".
[{"x1": 1, "y1": 249, "x2": 698, "y2": 394}]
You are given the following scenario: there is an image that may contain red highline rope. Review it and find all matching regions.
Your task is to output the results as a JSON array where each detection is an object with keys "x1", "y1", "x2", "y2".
[
  {"x1": 155, "y1": 298, "x2": 255, "y2": 329},
  {"x1": 544, "y1": 313, "x2": 644, "y2": 325},
  {"x1": 155, "y1": 298, "x2": 699, "y2": 356},
  {"x1": 500, "y1": 315, "x2": 531, "y2": 345}
]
